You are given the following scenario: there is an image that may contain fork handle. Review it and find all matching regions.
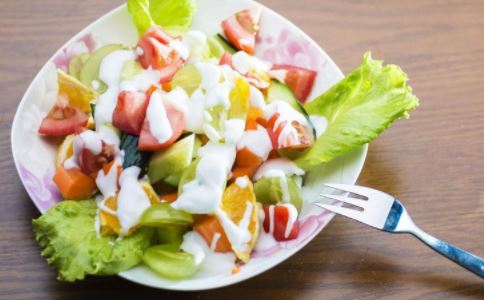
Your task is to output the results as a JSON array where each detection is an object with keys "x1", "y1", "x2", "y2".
[{"x1": 410, "y1": 227, "x2": 484, "y2": 278}]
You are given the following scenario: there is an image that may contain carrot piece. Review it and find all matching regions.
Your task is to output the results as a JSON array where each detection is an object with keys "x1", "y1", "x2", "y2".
[
  {"x1": 194, "y1": 216, "x2": 232, "y2": 253},
  {"x1": 230, "y1": 164, "x2": 260, "y2": 182},
  {"x1": 268, "y1": 149, "x2": 280, "y2": 159},
  {"x1": 236, "y1": 147, "x2": 264, "y2": 167},
  {"x1": 160, "y1": 192, "x2": 178, "y2": 203},
  {"x1": 245, "y1": 107, "x2": 263, "y2": 130},
  {"x1": 53, "y1": 166, "x2": 97, "y2": 199}
]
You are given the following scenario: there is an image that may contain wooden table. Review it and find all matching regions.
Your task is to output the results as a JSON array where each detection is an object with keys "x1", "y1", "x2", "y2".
[{"x1": 1, "y1": 0, "x2": 483, "y2": 299}]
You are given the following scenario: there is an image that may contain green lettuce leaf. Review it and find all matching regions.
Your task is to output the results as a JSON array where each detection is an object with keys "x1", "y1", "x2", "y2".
[
  {"x1": 127, "y1": 0, "x2": 196, "y2": 36},
  {"x1": 33, "y1": 200, "x2": 153, "y2": 282},
  {"x1": 295, "y1": 52, "x2": 419, "y2": 171}
]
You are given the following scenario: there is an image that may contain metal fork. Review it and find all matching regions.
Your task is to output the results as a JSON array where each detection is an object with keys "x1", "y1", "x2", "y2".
[{"x1": 315, "y1": 183, "x2": 484, "y2": 279}]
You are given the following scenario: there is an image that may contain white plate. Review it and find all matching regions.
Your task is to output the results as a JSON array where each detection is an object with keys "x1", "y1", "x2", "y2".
[{"x1": 11, "y1": 0, "x2": 367, "y2": 291}]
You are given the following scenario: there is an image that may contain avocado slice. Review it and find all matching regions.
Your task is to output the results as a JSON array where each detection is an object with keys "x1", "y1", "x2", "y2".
[
  {"x1": 148, "y1": 134, "x2": 196, "y2": 185},
  {"x1": 177, "y1": 159, "x2": 199, "y2": 195},
  {"x1": 254, "y1": 175, "x2": 302, "y2": 212},
  {"x1": 79, "y1": 44, "x2": 125, "y2": 94}
]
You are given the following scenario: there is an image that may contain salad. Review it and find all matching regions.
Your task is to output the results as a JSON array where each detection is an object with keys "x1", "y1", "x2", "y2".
[{"x1": 32, "y1": 0, "x2": 419, "y2": 282}]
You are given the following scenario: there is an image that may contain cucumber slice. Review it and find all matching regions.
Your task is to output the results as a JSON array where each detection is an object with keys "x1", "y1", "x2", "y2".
[
  {"x1": 139, "y1": 203, "x2": 193, "y2": 227},
  {"x1": 267, "y1": 80, "x2": 317, "y2": 138},
  {"x1": 171, "y1": 63, "x2": 201, "y2": 96},
  {"x1": 213, "y1": 34, "x2": 237, "y2": 54},
  {"x1": 177, "y1": 160, "x2": 199, "y2": 195},
  {"x1": 254, "y1": 175, "x2": 302, "y2": 212},
  {"x1": 80, "y1": 44, "x2": 125, "y2": 93},
  {"x1": 143, "y1": 245, "x2": 199, "y2": 279},
  {"x1": 148, "y1": 134, "x2": 195, "y2": 184}
]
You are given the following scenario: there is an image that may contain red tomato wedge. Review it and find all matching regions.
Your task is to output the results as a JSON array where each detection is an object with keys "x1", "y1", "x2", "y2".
[
  {"x1": 38, "y1": 97, "x2": 89, "y2": 136},
  {"x1": 136, "y1": 26, "x2": 184, "y2": 83},
  {"x1": 266, "y1": 113, "x2": 313, "y2": 150},
  {"x1": 262, "y1": 205, "x2": 299, "y2": 241},
  {"x1": 221, "y1": 7, "x2": 262, "y2": 54},
  {"x1": 112, "y1": 91, "x2": 149, "y2": 135},
  {"x1": 269, "y1": 65, "x2": 317, "y2": 104},
  {"x1": 78, "y1": 143, "x2": 116, "y2": 177},
  {"x1": 138, "y1": 96, "x2": 186, "y2": 151},
  {"x1": 219, "y1": 51, "x2": 233, "y2": 66}
]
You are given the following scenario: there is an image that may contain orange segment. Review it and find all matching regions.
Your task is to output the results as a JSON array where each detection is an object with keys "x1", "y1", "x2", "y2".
[
  {"x1": 219, "y1": 176, "x2": 260, "y2": 262},
  {"x1": 57, "y1": 69, "x2": 96, "y2": 113},
  {"x1": 160, "y1": 192, "x2": 178, "y2": 203},
  {"x1": 245, "y1": 106, "x2": 263, "y2": 130},
  {"x1": 55, "y1": 134, "x2": 75, "y2": 168},
  {"x1": 100, "y1": 195, "x2": 121, "y2": 235}
]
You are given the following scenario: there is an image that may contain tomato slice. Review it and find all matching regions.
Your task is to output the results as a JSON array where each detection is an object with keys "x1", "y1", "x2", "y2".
[
  {"x1": 112, "y1": 91, "x2": 149, "y2": 135},
  {"x1": 38, "y1": 102, "x2": 88, "y2": 136},
  {"x1": 138, "y1": 100, "x2": 186, "y2": 151},
  {"x1": 262, "y1": 205, "x2": 299, "y2": 241},
  {"x1": 219, "y1": 51, "x2": 233, "y2": 66},
  {"x1": 136, "y1": 26, "x2": 184, "y2": 83},
  {"x1": 221, "y1": 7, "x2": 262, "y2": 55},
  {"x1": 78, "y1": 142, "x2": 116, "y2": 177},
  {"x1": 266, "y1": 113, "x2": 313, "y2": 150},
  {"x1": 269, "y1": 65, "x2": 317, "y2": 104}
]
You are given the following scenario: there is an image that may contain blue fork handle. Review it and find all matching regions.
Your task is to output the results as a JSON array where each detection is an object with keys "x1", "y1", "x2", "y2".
[{"x1": 410, "y1": 227, "x2": 484, "y2": 278}]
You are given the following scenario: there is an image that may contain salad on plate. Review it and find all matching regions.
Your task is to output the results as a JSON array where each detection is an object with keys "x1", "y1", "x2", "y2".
[{"x1": 32, "y1": 0, "x2": 419, "y2": 282}]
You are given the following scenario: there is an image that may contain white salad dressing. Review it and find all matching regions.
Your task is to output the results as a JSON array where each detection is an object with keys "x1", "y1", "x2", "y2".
[
  {"x1": 254, "y1": 157, "x2": 305, "y2": 180},
  {"x1": 95, "y1": 50, "x2": 136, "y2": 125},
  {"x1": 146, "y1": 90, "x2": 173, "y2": 143},
  {"x1": 235, "y1": 176, "x2": 248, "y2": 188},
  {"x1": 237, "y1": 125, "x2": 273, "y2": 160},
  {"x1": 215, "y1": 203, "x2": 253, "y2": 253},
  {"x1": 172, "y1": 142, "x2": 236, "y2": 213},
  {"x1": 249, "y1": 85, "x2": 265, "y2": 109},
  {"x1": 163, "y1": 87, "x2": 189, "y2": 114},
  {"x1": 231, "y1": 51, "x2": 271, "y2": 75},
  {"x1": 196, "y1": 62, "x2": 221, "y2": 90},
  {"x1": 205, "y1": 81, "x2": 233, "y2": 109},
  {"x1": 309, "y1": 115, "x2": 328, "y2": 137},
  {"x1": 210, "y1": 232, "x2": 222, "y2": 251},
  {"x1": 119, "y1": 67, "x2": 162, "y2": 93},
  {"x1": 95, "y1": 157, "x2": 122, "y2": 199},
  {"x1": 178, "y1": 30, "x2": 207, "y2": 62},
  {"x1": 63, "y1": 129, "x2": 114, "y2": 170},
  {"x1": 116, "y1": 166, "x2": 152, "y2": 235},
  {"x1": 185, "y1": 88, "x2": 206, "y2": 133},
  {"x1": 223, "y1": 119, "x2": 245, "y2": 144},
  {"x1": 281, "y1": 203, "x2": 299, "y2": 238}
]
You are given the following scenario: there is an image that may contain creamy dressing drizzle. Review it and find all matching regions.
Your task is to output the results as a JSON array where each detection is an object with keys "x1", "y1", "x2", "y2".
[
  {"x1": 254, "y1": 158, "x2": 305, "y2": 180},
  {"x1": 116, "y1": 166, "x2": 151, "y2": 235},
  {"x1": 181, "y1": 231, "x2": 236, "y2": 276},
  {"x1": 172, "y1": 142, "x2": 236, "y2": 213},
  {"x1": 237, "y1": 125, "x2": 272, "y2": 160},
  {"x1": 146, "y1": 90, "x2": 173, "y2": 143},
  {"x1": 95, "y1": 50, "x2": 136, "y2": 126}
]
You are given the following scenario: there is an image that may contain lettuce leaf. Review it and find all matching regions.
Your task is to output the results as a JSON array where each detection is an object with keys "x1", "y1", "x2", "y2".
[
  {"x1": 127, "y1": 0, "x2": 196, "y2": 36},
  {"x1": 295, "y1": 52, "x2": 419, "y2": 171},
  {"x1": 33, "y1": 200, "x2": 153, "y2": 282}
]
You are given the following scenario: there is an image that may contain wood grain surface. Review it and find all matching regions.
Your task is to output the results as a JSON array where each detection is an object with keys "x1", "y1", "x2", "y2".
[{"x1": 1, "y1": 0, "x2": 483, "y2": 299}]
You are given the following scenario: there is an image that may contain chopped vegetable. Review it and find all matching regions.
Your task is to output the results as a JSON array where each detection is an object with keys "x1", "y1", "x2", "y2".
[
  {"x1": 53, "y1": 166, "x2": 97, "y2": 200},
  {"x1": 33, "y1": 200, "x2": 153, "y2": 281},
  {"x1": 296, "y1": 52, "x2": 419, "y2": 170}
]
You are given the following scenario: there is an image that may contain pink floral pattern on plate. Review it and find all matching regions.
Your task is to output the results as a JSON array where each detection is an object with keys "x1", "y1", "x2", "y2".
[
  {"x1": 18, "y1": 164, "x2": 61, "y2": 213},
  {"x1": 258, "y1": 28, "x2": 327, "y2": 70},
  {"x1": 53, "y1": 34, "x2": 97, "y2": 72}
]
